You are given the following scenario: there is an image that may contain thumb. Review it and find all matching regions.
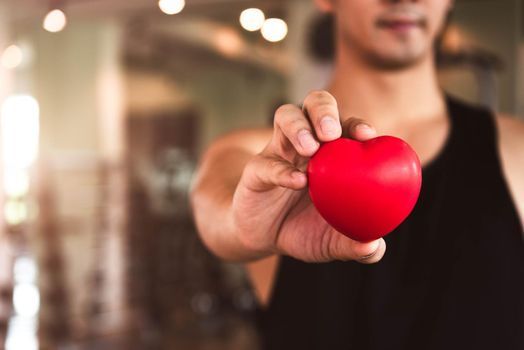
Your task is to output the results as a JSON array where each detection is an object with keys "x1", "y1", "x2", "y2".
[{"x1": 329, "y1": 233, "x2": 386, "y2": 263}]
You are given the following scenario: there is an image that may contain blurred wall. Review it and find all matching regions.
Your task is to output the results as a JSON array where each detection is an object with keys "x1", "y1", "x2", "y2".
[
  {"x1": 0, "y1": 2, "x2": 13, "y2": 103},
  {"x1": 445, "y1": 0, "x2": 521, "y2": 114},
  {"x1": 188, "y1": 67, "x2": 285, "y2": 149},
  {"x1": 0, "y1": 0, "x2": 13, "y2": 308},
  {"x1": 126, "y1": 63, "x2": 285, "y2": 153},
  {"x1": 30, "y1": 19, "x2": 125, "y2": 159},
  {"x1": 16, "y1": 18, "x2": 127, "y2": 341},
  {"x1": 287, "y1": 0, "x2": 331, "y2": 104}
]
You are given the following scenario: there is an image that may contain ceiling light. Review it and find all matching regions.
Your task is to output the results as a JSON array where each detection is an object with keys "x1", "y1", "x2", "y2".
[
  {"x1": 239, "y1": 8, "x2": 265, "y2": 32},
  {"x1": 261, "y1": 18, "x2": 288, "y2": 42},
  {"x1": 43, "y1": 9, "x2": 67, "y2": 33},
  {"x1": 158, "y1": 0, "x2": 185, "y2": 15}
]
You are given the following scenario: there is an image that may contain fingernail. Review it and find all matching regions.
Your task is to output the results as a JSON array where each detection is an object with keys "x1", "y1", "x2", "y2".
[
  {"x1": 359, "y1": 240, "x2": 380, "y2": 260},
  {"x1": 357, "y1": 123, "x2": 373, "y2": 134},
  {"x1": 320, "y1": 117, "x2": 339, "y2": 137},
  {"x1": 298, "y1": 130, "x2": 319, "y2": 151}
]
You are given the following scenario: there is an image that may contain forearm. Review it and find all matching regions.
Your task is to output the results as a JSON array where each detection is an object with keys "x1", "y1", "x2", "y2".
[{"x1": 190, "y1": 145, "x2": 271, "y2": 262}]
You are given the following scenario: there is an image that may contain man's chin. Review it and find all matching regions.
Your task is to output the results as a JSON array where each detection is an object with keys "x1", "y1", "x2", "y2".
[{"x1": 364, "y1": 50, "x2": 427, "y2": 71}]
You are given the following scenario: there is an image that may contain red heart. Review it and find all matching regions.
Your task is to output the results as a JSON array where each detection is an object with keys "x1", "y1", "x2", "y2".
[{"x1": 307, "y1": 136, "x2": 422, "y2": 242}]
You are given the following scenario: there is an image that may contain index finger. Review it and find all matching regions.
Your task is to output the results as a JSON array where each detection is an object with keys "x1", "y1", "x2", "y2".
[
  {"x1": 302, "y1": 90, "x2": 342, "y2": 142},
  {"x1": 342, "y1": 117, "x2": 377, "y2": 141}
]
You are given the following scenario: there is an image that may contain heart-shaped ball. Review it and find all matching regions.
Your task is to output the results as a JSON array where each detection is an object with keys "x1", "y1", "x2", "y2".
[{"x1": 307, "y1": 136, "x2": 422, "y2": 242}]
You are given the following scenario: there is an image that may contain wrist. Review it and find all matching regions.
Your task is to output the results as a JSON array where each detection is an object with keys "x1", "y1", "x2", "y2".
[{"x1": 227, "y1": 207, "x2": 276, "y2": 262}]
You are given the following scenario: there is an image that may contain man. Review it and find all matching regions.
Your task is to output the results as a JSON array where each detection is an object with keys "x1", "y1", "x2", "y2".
[{"x1": 190, "y1": 0, "x2": 524, "y2": 349}]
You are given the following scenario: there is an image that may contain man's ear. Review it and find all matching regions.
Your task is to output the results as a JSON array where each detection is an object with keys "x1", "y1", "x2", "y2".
[{"x1": 314, "y1": 0, "x2": 333, "y2": 13}]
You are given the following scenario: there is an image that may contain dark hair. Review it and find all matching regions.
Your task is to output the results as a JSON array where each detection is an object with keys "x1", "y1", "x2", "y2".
[{"x1": 307, "y1": 14, "x2": 335, "y2": 62}]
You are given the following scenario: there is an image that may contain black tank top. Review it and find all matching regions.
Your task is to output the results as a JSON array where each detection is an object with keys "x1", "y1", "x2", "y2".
[{"x1": 255, "y1": 95, "x2": 524, "y2": 350}]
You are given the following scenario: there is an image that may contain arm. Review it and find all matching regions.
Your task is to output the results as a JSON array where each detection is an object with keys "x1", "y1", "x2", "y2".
[
  {"x1": 496, "y1": 114, "x2": 524, "y2": 230},
  {"x1": 190, "y1": 91, "x2": 392, "y2": 305},
  {"x1": 190, "y1": 128, "x2": 272, "y2": 261},
  {"x1": 190, "y1": 90, "x2": 385, "y2": 265}
]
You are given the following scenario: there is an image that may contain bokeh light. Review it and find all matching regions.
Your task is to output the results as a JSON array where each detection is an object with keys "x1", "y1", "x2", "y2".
[
  {"x1": 1, "y1": 95, "x2": 40, "y2": 170},
  {"x1": 261, "y1": 18, "x2": 288, "y2": 42},
  {"x1": 215, "y1": 28, "x2": 243, "y2": 57},
  {"x1": 442, "y1": 25, "x2": 464, "y2": 53},
  {"x1": 4, "y1": 201, "x2": 28, "y2": 226},
  {"x1": 5, "y1": 318, "x2": 38, "y2": 350},
  {"x1": 43, "y1": 9, "x2": 67, "y2": 33},
  {"x1": 158, "y1": 0, "x2": 185, "y2": 15},
  {"x1": 239, "y1": 8, "x2": 265, "y2": 32},
  {"x1": 14, "y1": 257, "x2": 37, "y2": 284},
  {"x1": 4, "y1": 169, "x2": 30, "y2": 198},
  {"x1": 13, "y1": 284, "x2": 40, "y2": 317},
  {"x1": 1, "y1": 45, "x2": 23, "y2": 69}
]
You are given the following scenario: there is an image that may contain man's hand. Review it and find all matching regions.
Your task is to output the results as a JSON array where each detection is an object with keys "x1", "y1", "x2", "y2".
[{"x1": 231, "y1": 90, "x2": 386, "y2": 263}]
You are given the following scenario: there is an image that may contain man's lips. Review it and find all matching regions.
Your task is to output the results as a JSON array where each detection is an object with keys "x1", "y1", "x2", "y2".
[{"x1": 376, "y1": 17, "x2": 425, "y2": 31}]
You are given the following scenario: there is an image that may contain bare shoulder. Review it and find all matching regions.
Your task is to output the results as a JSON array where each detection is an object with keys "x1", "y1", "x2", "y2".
[
  {"x1": 496, "y1": 114, "x2": 524, "y2": 167},
  {"x1": 496, "y1": 114, "x2": 524, "y2": 146},
  {"x1": 495, "y1": 113, "x2": 524, "y2": 229}
]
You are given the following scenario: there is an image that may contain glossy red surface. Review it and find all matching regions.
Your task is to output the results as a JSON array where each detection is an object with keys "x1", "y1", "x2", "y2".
[{"x1": 307, "y1": 136, "x2": 422, "y2": 242}]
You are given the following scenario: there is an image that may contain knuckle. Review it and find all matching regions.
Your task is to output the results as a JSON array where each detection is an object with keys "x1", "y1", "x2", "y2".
[
  {"x1": 344, "y1": 118, "x2": 368, "y2": 132},
  {"x1": 303, "y1": 91, "x2": 320, "y2": 106},
  {"x1": 274, "y1": 104, "x2": 297, "y2": 124},
  {"x1": 305, "y1": 90, "x2": 337, "y2": 106},
  {"x1": 246, "y1": 155, "x2": 281, "y2": 185},
  {"x1": 314, "y1": 105, "x2": 338, "y2": 120},
  {"x1": 287, "y1": 117, "x2": 308, "y2": 133},
  {"x1": 250, "y1": 153, "x2": 273, "y2": 171},
  {"x1": 266, "y1": 158, "x2": 283, "y2": 173},
  {"x1": 275, "y1": 164, "x2": 291, "y2": 178},
  {"x1": 350, "y1": 117, "x2": 366, "y2": 126},
  {"x1": 324, "y1": 232, "x2": 346, "y2": 261},
  {"x1": 308, "y1": 89, "x2": 330, "y2": 100}
]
